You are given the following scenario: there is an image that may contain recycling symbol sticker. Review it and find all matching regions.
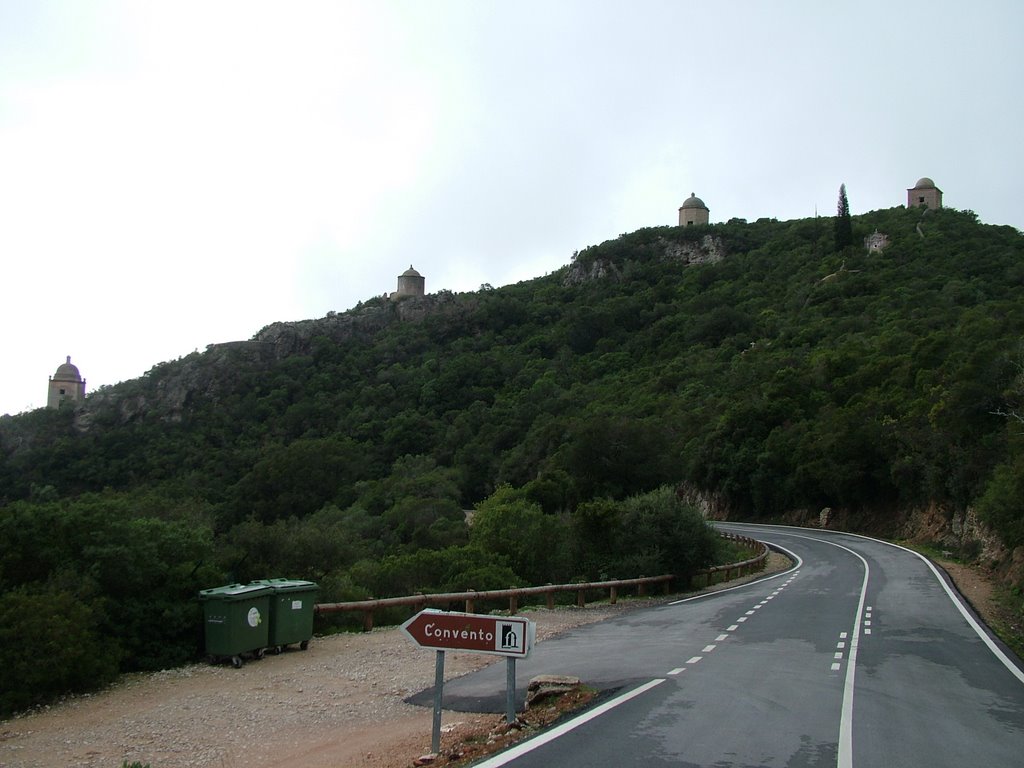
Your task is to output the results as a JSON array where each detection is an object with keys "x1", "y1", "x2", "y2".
[{"x1": 247, "y1": 607, "x2": 262, "y2": 628}]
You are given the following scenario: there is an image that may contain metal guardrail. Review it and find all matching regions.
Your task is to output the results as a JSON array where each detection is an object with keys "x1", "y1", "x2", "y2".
[{"x1": 315, "y1": 533, "x2": 768, "y2": 631}]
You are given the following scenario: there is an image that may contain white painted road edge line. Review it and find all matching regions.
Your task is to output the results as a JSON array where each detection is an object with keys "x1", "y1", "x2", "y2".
[
  {"x1": 724, "y1": 522, "x2": 1024, "y2": 685},
  {"x1": 470, "y1": 678, "x2": 666, "y2": 768}
]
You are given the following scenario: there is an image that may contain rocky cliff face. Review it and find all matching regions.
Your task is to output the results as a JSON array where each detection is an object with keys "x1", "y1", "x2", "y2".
[
  {"x1": 71, "y1": 293, "x2": 471, "y2": 430},
  {"x1": 75, "y1": 341, "x2": 277, "y2": 428},
  {"x1": 660, "y1": 235, "x2": 726, "y2": 266},
  {"x1": 563, "y1": 234, "x2": 726, "y2": 287},
  {"x1": 255, "y1": 292, "x2": 468, "y2": 357},
  {"x1": 677, "y1": 479, "x2": 1020, "y2": 588}
]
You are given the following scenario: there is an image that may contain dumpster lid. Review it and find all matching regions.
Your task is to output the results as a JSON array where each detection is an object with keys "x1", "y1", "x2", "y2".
[
  {"x1": 198, "y1": 583, "x2": 273, "y2": 601},
  {"x1": 251, "y1": 578, "x2": 319, "y2": 593}
]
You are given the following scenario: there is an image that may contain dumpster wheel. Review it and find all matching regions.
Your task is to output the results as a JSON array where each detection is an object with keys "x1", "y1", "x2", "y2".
[
  {"x1": 300, "y1": 640, "x2": 309, "y2": 650},
  {"x1": 231, "y1": 655, "x2": 243, "y2": 669}
]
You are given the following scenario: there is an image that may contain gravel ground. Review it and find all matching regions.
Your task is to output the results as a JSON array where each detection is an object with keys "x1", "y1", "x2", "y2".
[{"x1": 0, "y1": 593, "x2": 688, "y2": 768}]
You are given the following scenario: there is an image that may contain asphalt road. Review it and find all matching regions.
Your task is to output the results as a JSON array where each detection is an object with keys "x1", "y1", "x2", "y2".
[{"x1": 414, "y1": 524, "x2": 1024, "y2": 767}]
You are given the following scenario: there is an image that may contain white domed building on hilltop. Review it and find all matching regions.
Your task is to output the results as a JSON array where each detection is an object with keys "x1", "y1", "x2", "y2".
[
  {"x1": 47, "y1": 356, "x2": 86, "y2": 409},
  {"x1": 907, "y1": 177, "x2": 942, "y2": 210},
  {"x1": 678, "y1": 193, "x2": 710, "y2": 227}
]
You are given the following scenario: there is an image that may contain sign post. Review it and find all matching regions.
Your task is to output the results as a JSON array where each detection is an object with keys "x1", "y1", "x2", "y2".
[
  {"x1": 401, "y1": 609, "x2": 536, "y2": 752},
  {"x1": 432, "y1": 650, "x2": 444, "y2": 753},
  {"x1": 506, "y1": 656, "x2": 517, "y2": 725}
]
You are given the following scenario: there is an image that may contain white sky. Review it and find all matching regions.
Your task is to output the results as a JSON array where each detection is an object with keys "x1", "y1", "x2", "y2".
[{"x1": 2, "y1": 0, "x2": 1022, "y2": 416}]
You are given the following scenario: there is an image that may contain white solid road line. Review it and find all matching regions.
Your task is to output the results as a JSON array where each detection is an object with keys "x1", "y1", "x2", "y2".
[
  {"x1": 756, "y1": 530, "x2": 870, "y2": 768},
  {"x1": 470, "y1": 678, "x2": 667, "y2": 768},
  {"x1": 724, "y1": 522, "x2": 1024, "y2": 685}
]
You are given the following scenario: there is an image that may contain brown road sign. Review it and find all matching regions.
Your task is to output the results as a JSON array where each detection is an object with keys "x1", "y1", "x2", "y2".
[{"x1": 401, "y1": 609, "x2": 535, "y2": 658}]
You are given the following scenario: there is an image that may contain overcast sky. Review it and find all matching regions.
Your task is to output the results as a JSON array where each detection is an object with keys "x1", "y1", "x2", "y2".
[{"x1": 2, "y1": 1, "x2": 1022, "y2": 416}]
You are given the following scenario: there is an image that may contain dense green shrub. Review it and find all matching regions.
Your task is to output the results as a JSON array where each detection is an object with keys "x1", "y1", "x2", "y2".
[
  {"x1": 0, "y1": 584, "x2": 120, "y2": 717},
  {"x1": 570, "y1": 487, "x2": 718, "y2": 581},
  {"x1": 470, "y1": 486, "x2": 572, "y2": 585},
  {"x1": 977, "y1": 458, "x2": 1024, "y2": 548}
]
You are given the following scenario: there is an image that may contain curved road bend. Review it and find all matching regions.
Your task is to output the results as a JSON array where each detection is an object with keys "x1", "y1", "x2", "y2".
[{"x1": 414, "y1": 524, "x2": 1024, "y2": 767}]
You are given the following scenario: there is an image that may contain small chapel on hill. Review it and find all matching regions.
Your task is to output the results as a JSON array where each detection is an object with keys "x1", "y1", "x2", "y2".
[
  {"x1": 678, "y1": 176, "x2": 942, "y2": 227},
  {"x1": 47, "y1": 356, "x2": 86, "y2": 409}
]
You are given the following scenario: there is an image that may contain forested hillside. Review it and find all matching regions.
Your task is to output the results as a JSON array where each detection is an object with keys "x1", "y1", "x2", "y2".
[{"x1": 2, "y1": 204, "x2": 1023, "y2": 713}]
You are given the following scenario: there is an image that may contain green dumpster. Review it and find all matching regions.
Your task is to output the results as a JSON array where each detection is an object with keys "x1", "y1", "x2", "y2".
[
  {"x1": 252, "y1": 578, "x2": 319, "y2": 652},
  {"x1": 198, "y1": 583, "x2": 272, "y2": 667}
]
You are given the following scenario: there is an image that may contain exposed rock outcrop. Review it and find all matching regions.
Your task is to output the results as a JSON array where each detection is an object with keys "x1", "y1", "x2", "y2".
[
  {"x1": 563, "y1": 234, "x2": 725, "y2": 288},
  {"x1": 67, "y1": 294, "x2": 470, "y2": 431},
  {"x1": 562, "y1": 257, "x2": 622, "y2": 286},
  {"x1": 660, "y1": 234, "x2": 726, "y2": 265},
  {"x1": 676, "y1": 482, "x2": 732, "y2": 521},
  {"x1": 256, "y1": 292, "x2": 468, "y2": 357}
]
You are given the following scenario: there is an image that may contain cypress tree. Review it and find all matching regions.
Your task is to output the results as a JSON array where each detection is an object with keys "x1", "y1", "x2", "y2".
[{"x1": 835, "y1": 183, "x2": 853, "y2": 251}]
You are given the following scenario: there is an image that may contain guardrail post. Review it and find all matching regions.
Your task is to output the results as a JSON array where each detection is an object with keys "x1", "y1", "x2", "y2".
[
  {"x1": 663, "y1": 578, "x2": 671, "y2": 595},
  {"x1": 610, "y1": 585, "x2": 618, "y2": 605},
  {"x1": 576, "y1": 588, "x2": 586, "y2": 608},
  {"x1": 638, "y1": 579, "x2": 646, "y2": 598},
  {"x1": 362, "y1": 609, "x2": 374, "y2": 632},
  {"x1": 546, "y1": 587, "x2": 555, "y2": 610},
  {"x1": 509, "y1": 591, "x2": 518, "y2": 615},
  {"x1": 466, "y1": 591, "x2": 475, "y2": 613}
]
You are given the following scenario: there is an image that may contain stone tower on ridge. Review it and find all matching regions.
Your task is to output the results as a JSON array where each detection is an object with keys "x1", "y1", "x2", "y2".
[
  {"x1": 392, "y1": 265, "x2": 425, "y2": 299},
  {"x1": 47, "y1": 356, "x2": 86, "y2": 409},
  {"x1": 678, "y1": 193, "x2": 710, "y2": 227},
  {"x1": 907, "y1": 177, "x2": 942, "y2": 210}
]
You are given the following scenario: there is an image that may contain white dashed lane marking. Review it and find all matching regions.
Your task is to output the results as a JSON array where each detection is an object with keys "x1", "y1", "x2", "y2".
[
  {"x1": 669, "y1": 568, "x2": 803, "y2": 678},
  {"x1": 831, "y1": 619, "x2": 872, "y2": 672}
]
